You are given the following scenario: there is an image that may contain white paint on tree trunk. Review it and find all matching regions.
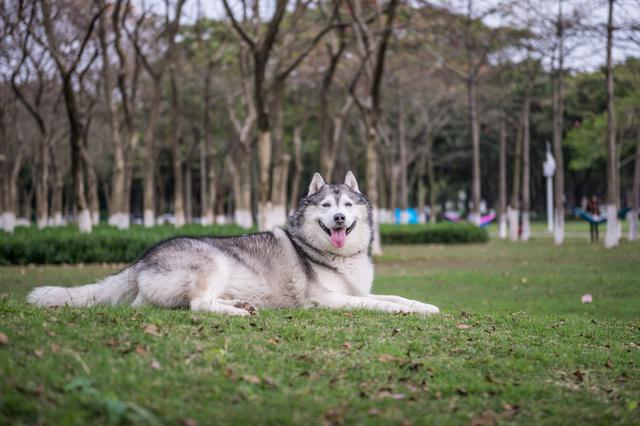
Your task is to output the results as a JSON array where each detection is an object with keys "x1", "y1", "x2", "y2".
[
  {"x1": 604, "y1": 204, "x2": 619, "y2": 248},
  {"x1": 257, "y1": 202, "x2": 273, "y2": 231},
  {"x1": 628, "y1": 210, "x2": 638, "y2": 241},
  {"x1": 174, "y1": 211, "x2": 186, "y2": 228},
  {"x1": 78, "y1": 209, "x2": 92, "y2": 233},
  {"x1": 37, "y1": 216, "x2": 48, "y2": 229},
  {"x1": 1, "y1": 212, "x2": 15, "y2": 233},
  {"x1": 92, "y1": 211, "x2": 100, "y2": 226},
  {"x1": 51, "y1": 212, "x2": 64, "y2": 226},
  {"x1": 371, "y1": 207, "x2": 382, "y2": 256},
  {"x1": 270, "y1": 204, "x2": 288, "y2": 228},
  {"x1": 507, "y1": 207, "x2": 519, "y2": 242},
  {"x1": 202, "y1": 214, "x2": 213, "y2": 226},
  {"x1": 521, "y1": 212, "x2": 531, "y2": 241},
  {"x1": 143, "y1": 210, "x2": 155, "y2": 228},
  {"x1": 498, "y1": 214, "x2": 507, "y2": 239},
  {"x1": 109, "y1": 213, "x2": 130, "y2": 230},
  {"x1": 215, "y1": 215, "x2": 227, "y2": 225},
  {"x1": 235, "y1": 209, "x2": 253, "y2": 229},
  {"x1": 554, "y1": 210, "x2": 564, "y2": 245}
]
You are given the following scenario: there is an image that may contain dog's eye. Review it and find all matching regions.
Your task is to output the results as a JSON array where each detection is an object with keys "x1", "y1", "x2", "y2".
[
  {"x1": 345, "y1": 202, "x2": 353, "y2": 207},
  {"x1": 321, "y1": 202, "x2": 331, "y2": 208}
]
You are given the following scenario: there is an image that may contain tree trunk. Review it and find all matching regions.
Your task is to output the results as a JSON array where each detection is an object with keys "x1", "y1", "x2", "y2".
[
  {"x1": 185, "y1": 164, "x2": 192, "y2": 224},
  {"x1": 288, "y1": 125, "x2": 303, "y2": 214},
  {"x1": 604, "y1": 0, "x2": 619, "y2": 249},
  {"x1": 34, "y1": 138, "x2": 50, "y2": 229},
  {"x1": 509, "y1": 113, "x2": 523, "y2": 242},
  {"x1": 49, "y1": 145, "x2": 64, "y2": 226},
  {"x1": 498, "y1": 115, "x2": 507, "y2": 239},
  {"x1": 426, "y1": 144, "x2": 437, "y2": 225},
  {"x1": 99, "y1": 8, "x2": 127, "y2": 229},
  {"x1": 229, "y1": 153, "x2": 253, "y2": 228},
  {"x1": 270, "y1": 79, "x2": 288, "y2": 228},
  {"x1": 552, "y1": 4, "x2": 566, "y2": 245},
  {"x1": 202, "y1": 59, "x2": 216, "y2": 225},
  {"x1": 257, "y1": 129, "x2": 272, "y2": 231},
  {"x1": 169, "y1": 64, "x2": 185, "y2": 228},
  {"x1": 398, "y1": 104, "x2": 409, "y2": 224},
  {"x1": 143, "y1": 83, "x2": 161, "y2": 227},
  {"x1": 628, "y1": 117, "x2": 639, "y2": 240},
  {"x1": 365, "y1": 114, "x2": 382, "y2": 255},
  {"x1": 468, "y1": 76, "x2": 481, "y2": 225},
  {"x1": 521, "y1": 82, "x2": 532, "y2": 241}
]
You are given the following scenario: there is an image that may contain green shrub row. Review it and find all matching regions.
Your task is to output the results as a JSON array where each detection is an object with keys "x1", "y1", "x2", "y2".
[
  {"x1": 380, "y1": 223, "x2": 488, "y2": 245},
  {"x1": 0, "y1": 222, "x2": 487, "y2": 264}
]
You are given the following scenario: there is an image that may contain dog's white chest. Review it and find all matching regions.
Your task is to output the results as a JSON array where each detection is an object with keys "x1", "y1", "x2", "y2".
[{"x1": 314, "y1": 253, "x2": 373, "y2": 296}]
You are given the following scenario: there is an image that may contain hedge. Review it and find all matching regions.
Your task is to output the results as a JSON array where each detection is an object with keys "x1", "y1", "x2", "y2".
[
  {"x1": 380, "y1": 223, "x2": 488, "y2": 245},
  {"x1": 0, "y1": 222, "x2": 487, "y2": 265}
]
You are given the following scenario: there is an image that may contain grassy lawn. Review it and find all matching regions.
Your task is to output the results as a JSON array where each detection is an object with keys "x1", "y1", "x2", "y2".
[{"x1": 1, "y1": 239, "x2": 639, "y2": 425}]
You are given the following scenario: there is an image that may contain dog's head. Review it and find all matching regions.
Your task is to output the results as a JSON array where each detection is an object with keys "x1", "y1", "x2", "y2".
[{"x1": 289, "y1": 171, "x2": 373, "y2": 256}]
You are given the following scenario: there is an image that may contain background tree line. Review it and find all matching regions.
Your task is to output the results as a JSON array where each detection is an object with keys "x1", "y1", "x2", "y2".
[{"x1": 0, "y1": 0, "x2": 639, "y2": 250}]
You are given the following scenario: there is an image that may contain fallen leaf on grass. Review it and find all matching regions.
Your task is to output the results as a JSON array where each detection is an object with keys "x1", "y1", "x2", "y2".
[
  {"x1": 581, "y1": 293, "x2": 593, "y2": 304},
  {"x1": 150, "y1": 360, "x2": 161, "y2": 370},
  {"x1": 242, "y1": 375, "x2": 261, "y2": 385},
  {"x1": 378, "y1": 354, "x2": 404, "y2": 363},
  {"x1": 143, "y1": 324, "x2": 160, "y2": 336},
  {"x1": 604, "y1": 359, "x2": 613, "y2": 368},
  {"x1": 573, "y1": 369, "x2": 584, "y2": 382},
  {"x1": 0, "y1": 332, "x2": 8, "y2": 345},
  {"x1": 180, "y1": 419, "x2": 198, "y2": 426},
  {"x1": 377, "y1": 389, "x2": 406, "y2": 400},
  {"x1": 470, "y1": 410, "x2": 496, "y2": 426},
  {"x1": 267, "y1": 337, "x2": 280, "y2": 345},
  {"x1": 135, "y1": 345, "x2": 148, "y2": 356},
  {"x1": 323, "y1": 405, "x2": 348, "y2": 426},
  {"x1": 501, "y1": 403, "x2": 519, "y2": 419},
  {"x1": 50, "y1": 343, "x2": 60, "y2": 353},
  {"x1": 456, "y1": 323, "x2": 472, "y2": 330},
  {"x1": 34, "y1": 349, "x2": 43, "y2": 358},
  {"x1": 262, "y1": 376, "x2": 277, "y2": 388},
  {"x1": 368, "y1": 408, "x2": 381, "y2": 416},
  {"x1": 483, "y1": 373, "x2": 500, "y2": 384},
  {"x1": 456, "y1": 387, "x2": 468, "y2": 396}
]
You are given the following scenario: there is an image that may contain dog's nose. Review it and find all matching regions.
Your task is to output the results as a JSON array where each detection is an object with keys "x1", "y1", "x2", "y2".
[{"x1": 334, "y1": 213, "x2": 345, "y2": 225}]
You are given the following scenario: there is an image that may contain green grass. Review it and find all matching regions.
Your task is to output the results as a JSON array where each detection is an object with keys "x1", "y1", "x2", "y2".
[{"x1": 1, "y1": 239, "x2": 639, "y2": 425}]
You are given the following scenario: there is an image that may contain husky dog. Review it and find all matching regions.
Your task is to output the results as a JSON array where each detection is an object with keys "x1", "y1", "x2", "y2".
[{"x1": 27, "y1": 172, "x2": 440, "y2": 316}]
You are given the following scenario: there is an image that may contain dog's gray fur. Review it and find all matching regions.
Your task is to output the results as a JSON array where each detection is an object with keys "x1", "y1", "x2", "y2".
[{"x1": 27, "y1": 172, "x2": 440, "y2": 316}]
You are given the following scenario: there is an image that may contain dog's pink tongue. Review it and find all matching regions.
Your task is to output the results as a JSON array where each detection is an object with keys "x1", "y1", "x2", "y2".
[{"x1": 330, "y1": 228, "x2": 346, "y2": 248}]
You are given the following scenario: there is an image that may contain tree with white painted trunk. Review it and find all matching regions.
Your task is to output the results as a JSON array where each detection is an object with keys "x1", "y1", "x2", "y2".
[
  {"x1": 130, "y1": 0, "x2": 186, "y2": 228},
  {"x1": 39, "y1": 0, "x2": 105, "y2": 233},
  {"x1": 9, "y1": 6, "x2": 53, "y2": 230},
  {"x1": 348, "y1": 0, "x2": 400, "y2": 255},
  {"x1": 630, "y1": 115, "x2": 640, "y2": 241},
  {"x1": 604, "y1": 0, "x2": 619, "y2": 249},
  {"x1": 225, "y1": 48, "x2": 257, "y2": 229}
]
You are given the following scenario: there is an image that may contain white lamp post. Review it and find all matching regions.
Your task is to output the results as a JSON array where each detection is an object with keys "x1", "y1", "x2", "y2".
[{"x1": 543, "y1": 143, "x2": 556, "y2": 234}]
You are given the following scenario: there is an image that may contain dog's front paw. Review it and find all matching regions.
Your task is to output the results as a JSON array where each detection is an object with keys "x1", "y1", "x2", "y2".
[{"x1": 411, "y1": 302, "x2": 440, "y2": 315}]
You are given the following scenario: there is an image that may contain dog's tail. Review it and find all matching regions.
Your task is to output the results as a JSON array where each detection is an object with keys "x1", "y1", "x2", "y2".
[{"x1": 26, "y1": 268, "x2": 136, "y2": 308}]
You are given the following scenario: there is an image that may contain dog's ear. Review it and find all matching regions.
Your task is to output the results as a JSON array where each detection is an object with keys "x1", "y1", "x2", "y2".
[
  {"x1": 308, "y1": 172, "x2": 326, "y2": 195},
  {"x1": 344, "y1": 171, "x2": 360, "y2": 193}
]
